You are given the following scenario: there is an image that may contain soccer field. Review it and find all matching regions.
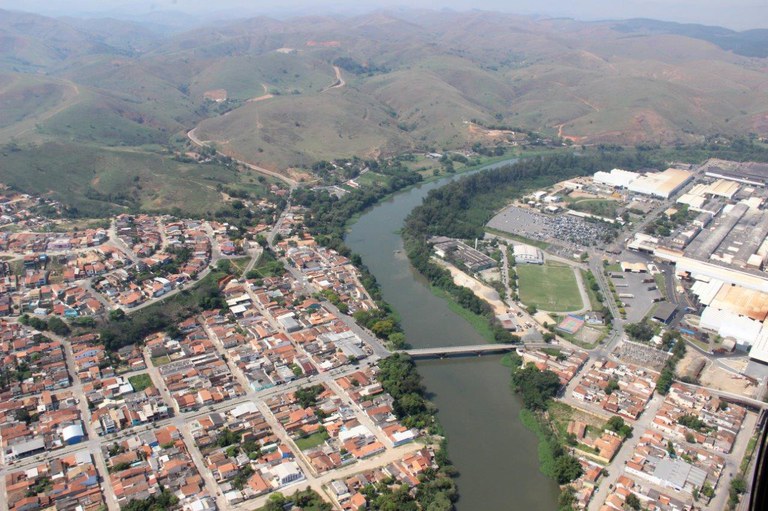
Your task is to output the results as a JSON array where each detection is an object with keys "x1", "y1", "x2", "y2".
[{"x1": 517, "y1": 261, "x2": 583, "y2": 312}]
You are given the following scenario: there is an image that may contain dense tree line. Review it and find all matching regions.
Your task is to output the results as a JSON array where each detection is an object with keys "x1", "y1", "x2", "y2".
[
  {"x1": 657, "y1": 336, "x2": 687, "y2": 395},
  {"x1": 624, "y1": 321, "x2": 656, "y2": 342},
  {"x1": 508, "y1": 352, "x2": 583, "y2": 501},
  {"x1": 123, "y1": 489, "x2": 178, "y2": 511},
  {"x1": 99, "y1": 271, "x2": 227, "y2": 352},
  {"x1": 377, "y1": 354, "x2": 436, "y2": 430},
  {"x1": 18, "y1": 314, "x2": 71, "y2": 336},
  {"x1": 332, "y1": 57, "x2": 389, "y2": 75},
  {"x1": 293, "y1": 173, "x2": 422, "y2": 349},
  {"x1": 510, "y1": 360, "x2": 562, "y2": 411},
  {"x1": 374, "y1": 354, "x2": 458, "y2": 510},
  {"x1": 261, "y1": 490, "x2": 332, "y2": 511},
  {"x1": 403, "y1": 151, "x2": 665, "y2": 242},
  {"x1": 292, "y1": 170, "x2": 422, "y2": 250}
]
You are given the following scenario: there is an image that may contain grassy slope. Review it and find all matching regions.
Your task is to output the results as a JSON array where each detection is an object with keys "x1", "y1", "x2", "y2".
[
  {"x1": 0, "y1": 142, "x2": 268, "y2": 216},
  {"x1": 196, "y1": 87, "x2": 412, "y2": 169},
  {"x1": 1, "y1": 9, "x2": 767, "y2": 208},
  {"x1": 190, "y1": 52, "x2": 336, "y2": 100},
  {"x1": 0, "y1": 73, "x2": 72, "y2": 130}
]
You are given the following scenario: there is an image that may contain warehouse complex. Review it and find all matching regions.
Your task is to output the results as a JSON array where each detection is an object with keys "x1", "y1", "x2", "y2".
[
  {"x1": 594, "y1": 167, "x2": 693, "y2": 199},
  {"x1": 609, "y1": 160, "x2": 768, "y2": 363}
]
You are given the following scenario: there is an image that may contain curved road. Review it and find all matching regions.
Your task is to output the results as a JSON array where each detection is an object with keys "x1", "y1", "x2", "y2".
[
  {"x1": 187, "y1": 128, "x2": 299, "y2": 188},
  {"x1": 322, "y1": 65, "x2": 346, "y2": 92}
]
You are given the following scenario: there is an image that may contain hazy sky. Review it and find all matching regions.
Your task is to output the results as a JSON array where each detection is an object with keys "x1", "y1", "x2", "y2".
[{"x1": 1, "y1": 0, "x2": 766, "y2": 30}]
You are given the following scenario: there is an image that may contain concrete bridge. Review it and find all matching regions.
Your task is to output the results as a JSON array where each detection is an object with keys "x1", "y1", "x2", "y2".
[{"x1": 399, "y1": 344, "x2": 520, "y2": 359}]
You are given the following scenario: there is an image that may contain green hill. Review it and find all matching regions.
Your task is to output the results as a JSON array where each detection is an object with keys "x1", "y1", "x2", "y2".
[{"x1": 0, "y1": 8, "x2": 767, "y2": 213}]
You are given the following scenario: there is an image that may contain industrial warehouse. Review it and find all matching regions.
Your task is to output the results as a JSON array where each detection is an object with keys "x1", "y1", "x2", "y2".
[{"x1": 612, "y1": 160, "x2": 768, "y2": 364}]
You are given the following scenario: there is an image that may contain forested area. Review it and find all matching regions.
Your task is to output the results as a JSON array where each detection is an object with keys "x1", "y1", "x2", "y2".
[
  {"x1": 292, "y1": 168, "x2": 422, "y2": 251},
  {"x1": 375, "y1": 353, "x2": 458, "y2": 510},
  {"x1": 97, "y1": 270, "x2": 228, "y2": 351},
  {"x1": 507, "y1": 353, "x2": 584, "y2": 509}
]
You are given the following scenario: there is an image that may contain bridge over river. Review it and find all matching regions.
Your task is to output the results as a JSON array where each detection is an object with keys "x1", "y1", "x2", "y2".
[{"x1": 397, "y1": 342, "x2": 552, "y2": 359}]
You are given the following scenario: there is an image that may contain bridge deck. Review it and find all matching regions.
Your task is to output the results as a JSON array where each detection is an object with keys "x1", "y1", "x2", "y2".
[{"x1": 400, "y1": 344, "x2": 519, "y2": 358}]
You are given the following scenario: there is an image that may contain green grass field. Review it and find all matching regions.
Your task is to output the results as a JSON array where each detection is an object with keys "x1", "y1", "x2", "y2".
[
  {"x1": 517, "y1": 261, "x2": 582, "y2": 312},
  {"x1": 128, "y1": 373, "x2": 154, "y2": 391},
  {"x1": 354, "y1": 171, "x2": 393, "y2": 188},
  {"x1": 567, "y1": 198, "x2": 619, "y2": 218},
  {"x1": 294, "y1": 431, "x2": 329, "y2": 451}
]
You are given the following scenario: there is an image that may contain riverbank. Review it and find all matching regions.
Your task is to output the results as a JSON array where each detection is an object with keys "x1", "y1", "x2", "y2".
[{"x1": 345, "y1": 163, "x2": 561, "y2": 510}]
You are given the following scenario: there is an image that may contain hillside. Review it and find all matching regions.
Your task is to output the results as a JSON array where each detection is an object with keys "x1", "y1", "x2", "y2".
[{"x1": 0, "y1": 8, "x2": 767, "y2": 209}]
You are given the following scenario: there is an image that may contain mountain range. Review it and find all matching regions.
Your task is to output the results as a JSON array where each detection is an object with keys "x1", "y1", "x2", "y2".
[{"x1": 0, "y1": 8, "x2": 766, "y2": 209}]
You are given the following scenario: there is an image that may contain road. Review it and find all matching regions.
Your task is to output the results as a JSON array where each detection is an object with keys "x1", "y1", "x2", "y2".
[
  {"x1": 235, "y1": 442, "x2": 423, "y2": 511},
  {"x1": 180, "y1": 422, "x2": 232, "y2": 511},
  {"x1": 107, "y1": 220, "x2": 141, "y2": 265},
  {"x1": 0, "y1": 468, "x2": 6, "y2": 511},
  {"x1": 187, "y1": 128, "x2": 299, "y2": 188},
  {"x1": 0, "y1": 331, "x2": 121, "y2": 511},
  {"x1": 59, "y1": 333, "x2": 120, "y2": 511},
  {"x1": 587, "y1": 391, "x2": 666, "y2": 511},
  {"x1": 322, "y1": 66, "x2": 346, "y2": 92},
  {"x1": 709, "y1": 411, "x2": 759, "y2": 511}
]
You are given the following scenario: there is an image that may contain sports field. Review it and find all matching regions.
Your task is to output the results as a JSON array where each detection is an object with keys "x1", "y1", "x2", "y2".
[{"x1": 517, "y1": 261, "x2": 583, "y2": 312}]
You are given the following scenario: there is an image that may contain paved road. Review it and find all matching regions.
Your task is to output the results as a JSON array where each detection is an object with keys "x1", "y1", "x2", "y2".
[
  {"x1": 107, "y1": 220, "x2": 141, "y2": 265},
  {"x1": 180, "y1": 422, "x2": 232, "y2": 511},
  {"x1": 234, "y1": 442, "x2": 423, "y2": 511},
  {"x1": 0, "y1": 468, "x2": 7, "y2": 511},
  {"x1": 587, "y1": 391, "x2": 665, "y2": 511},
  {"x1": 709, "y1": 412, "x2": 759, "y2": 511}
]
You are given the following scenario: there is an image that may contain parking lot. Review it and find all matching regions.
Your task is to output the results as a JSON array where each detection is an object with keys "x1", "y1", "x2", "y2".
[
  {"x1": 609, "y1": 271, "x2": 661, "y2": 322},
  {"x1": 488, "y1": 206, "x2": 615, "y2": 247}
]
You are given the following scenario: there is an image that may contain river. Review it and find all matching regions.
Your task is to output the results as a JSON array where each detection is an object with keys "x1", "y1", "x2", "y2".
[{"x1": 345, "y1": 163, "x2": 560, "y2": 510}]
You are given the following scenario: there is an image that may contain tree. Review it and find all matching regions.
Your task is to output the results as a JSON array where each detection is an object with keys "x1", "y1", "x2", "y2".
[
  {"x1": 264, "y1": 493, "x2": 287, "y2": 511},
  {"x1": 14, "y1": 407, "x2": 32, "y2": 425},
  {"x1": 624, "y1": 321, "x2": 654, "y2": 342},
  {"x1": 371, "y1": 319, "x2": 396, "y2": 338},
  {"x1": 295, "y1": 385, "x2": 324, "y2": 408},
  {"x1": 215, "y1": 428, "x2": 241, "y2": 448},
  {"x1": 605, "y1": 416, "x2": 632, "y2": 438},
  {"x1": 510, "y1": 364, "x2": 562, "y2": 411},
  {"x1": 47, "y1": 317, "x2": 70, "y2": 336},
  {"x1": 387, "y1": 332, "x2": 407, "y2": 349},
  {"x1": 678, "y1": 414, "x2": 707, "y2": 432},
  {"x1": 625, "y1": 493, "x2": 641, "y2": 511},
  {"x1": 553, "y1": 454, "x2": 582, "y2": 484},
  {"x1": 558, "y1": 486, "x2": 577, "y2": 511}
]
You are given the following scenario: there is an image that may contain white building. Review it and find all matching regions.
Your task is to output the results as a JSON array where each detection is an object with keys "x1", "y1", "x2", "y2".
[
  {"x1": 513, "y1": 244, "x2": 544, "y2": 265},
  {"x1": 628, "y1": 168, "x2": 693, "y2": 199},
  {"x1": 272, "y1": 461, "x2": 304, "y2": 487},
  {"x1": 699, "y1": 307, "x2": 762, "y2": 348},
  {"x1": 593, "y1": 168, "x2": 640, "y2": 188}
]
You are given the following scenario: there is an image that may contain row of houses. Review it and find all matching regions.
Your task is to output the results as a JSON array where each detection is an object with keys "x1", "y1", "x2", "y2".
[{"x1": 572, "y1": 360, "x2": 659, "y2": 420}]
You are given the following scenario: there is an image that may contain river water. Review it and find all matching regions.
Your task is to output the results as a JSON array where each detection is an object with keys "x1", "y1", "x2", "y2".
[{"x1": 345, "y1": 163, "x2": 560, "y2": 510}]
